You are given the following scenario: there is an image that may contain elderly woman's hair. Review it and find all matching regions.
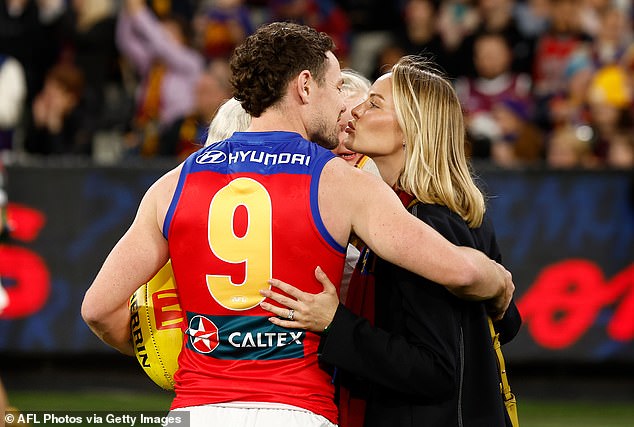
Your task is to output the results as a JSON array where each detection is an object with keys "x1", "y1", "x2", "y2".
[
  {"x1": 341, "y1": 68, "x2": 371, "y2": 99},
  {"x1": 205, "y1": 98, "x2": 251, "y2": 146}
]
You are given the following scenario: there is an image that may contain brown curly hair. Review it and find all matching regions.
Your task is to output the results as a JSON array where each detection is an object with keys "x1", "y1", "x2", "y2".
[{"x1": 230, "y1": 22, "x2": 335, "y2": 117}]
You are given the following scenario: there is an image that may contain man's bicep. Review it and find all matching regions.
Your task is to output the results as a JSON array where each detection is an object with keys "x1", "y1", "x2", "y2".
[
  {"x1": 355, "y1": 188, "x2": 473, "y2": 289},
  {"x1": 114, "y1": 191, "x2": 170, "y2": 287},
  {"x1": 348, "y1": 174, "x2": 404, "y2": 248},
  {"x1": 353, "y1": 183, "x2": 426, "y2": 263}
]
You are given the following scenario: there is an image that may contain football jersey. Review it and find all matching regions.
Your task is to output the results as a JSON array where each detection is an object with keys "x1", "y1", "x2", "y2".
[{"x1": 164, "y1": 131, "x2": 346, "y2": 424}]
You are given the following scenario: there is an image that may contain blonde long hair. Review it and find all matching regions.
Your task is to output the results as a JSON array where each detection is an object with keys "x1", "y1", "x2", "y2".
[{"x1": 392, "y1": 55, "x2": 485, "y2": 227}]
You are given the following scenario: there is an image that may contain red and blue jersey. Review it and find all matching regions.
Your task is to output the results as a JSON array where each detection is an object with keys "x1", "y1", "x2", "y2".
[{"x1": 164, "y1": 131, "x2": 346, "y2": 423}]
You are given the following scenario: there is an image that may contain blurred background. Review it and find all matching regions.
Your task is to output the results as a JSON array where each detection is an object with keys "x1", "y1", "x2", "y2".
[{"x1": 0, "y1": 0, "x2": 633, "y2": 426}]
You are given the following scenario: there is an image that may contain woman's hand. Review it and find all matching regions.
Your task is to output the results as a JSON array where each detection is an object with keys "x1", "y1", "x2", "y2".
[{"x1": 259, "y1": 266, "x2": 340, "y2": 333}]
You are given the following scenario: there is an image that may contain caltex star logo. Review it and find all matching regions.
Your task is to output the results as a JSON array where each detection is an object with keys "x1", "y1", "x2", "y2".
[{"x1": 186, "y1": 315, "x2": 220, "y2": 354}]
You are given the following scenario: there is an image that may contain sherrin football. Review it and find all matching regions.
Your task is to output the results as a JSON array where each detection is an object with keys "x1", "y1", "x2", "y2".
[{"x1": 129, "y1": 260, "x2": 184, "y2": 390}]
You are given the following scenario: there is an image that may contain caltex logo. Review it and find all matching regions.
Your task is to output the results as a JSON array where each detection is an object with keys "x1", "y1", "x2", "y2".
[{"x1": 187, "y1": 315, "x2": 220, "y2": 354}]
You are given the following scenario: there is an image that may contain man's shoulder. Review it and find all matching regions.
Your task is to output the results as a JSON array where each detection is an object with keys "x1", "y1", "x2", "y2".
[
  {"x1": 148, "y1": 164, "x2": 184, "y2": 200},
  {"x1": 322, "y1": 156, "x2": 379, "y2": 184},
  {"x1": 320, "y1": 159, "x2": 389, "y2": 207}
]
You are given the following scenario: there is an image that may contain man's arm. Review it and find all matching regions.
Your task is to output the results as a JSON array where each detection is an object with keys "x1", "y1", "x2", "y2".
[
  {"x1": 320, "y1": 160, "x2": 513, "y2": 317},
  {"x1": 81, "y1": 170, "x2": 178, "y2": 355}
]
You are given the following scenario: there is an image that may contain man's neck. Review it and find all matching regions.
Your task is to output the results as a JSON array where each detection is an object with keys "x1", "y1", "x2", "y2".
[{"x1": 247, "y1": 106, "x2": 309, "y2": 140}]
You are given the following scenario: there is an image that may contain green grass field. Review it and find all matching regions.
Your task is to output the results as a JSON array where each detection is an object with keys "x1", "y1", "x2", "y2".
[{"x1": 6, "y1": 390, "x2": 633, "y2": 427}]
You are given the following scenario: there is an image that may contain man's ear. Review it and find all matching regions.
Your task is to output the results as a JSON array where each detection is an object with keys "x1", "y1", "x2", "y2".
[{"x1": 296, "y1": 70, "x2": 312, "y2": 104}]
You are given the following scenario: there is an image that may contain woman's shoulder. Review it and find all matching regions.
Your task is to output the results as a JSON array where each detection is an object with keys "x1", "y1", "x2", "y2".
[
  {"x1": 410, "y1": 203, "x2": 470, "y2": 233},
  {"x1": 413, "y1": 202, "x2": 495, "y2": 233},
  {"x1": 405, "y1": 204, "x2": 474, "y2": 252},
  {"x1": 411, "y1": 203, "x2": 499, "y2": 257}
]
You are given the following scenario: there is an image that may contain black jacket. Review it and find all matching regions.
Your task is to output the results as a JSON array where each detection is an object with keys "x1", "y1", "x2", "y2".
[{"x1": 319, "y1": 204, "x2": 521, "y2": 427}]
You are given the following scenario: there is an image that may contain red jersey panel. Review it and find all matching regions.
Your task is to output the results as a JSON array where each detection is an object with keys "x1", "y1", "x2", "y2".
[{"x1": 164, "y1": 132, "x2": 345, "y2": 424}]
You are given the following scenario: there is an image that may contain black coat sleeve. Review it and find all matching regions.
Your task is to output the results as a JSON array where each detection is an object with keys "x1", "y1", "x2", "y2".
[
  {"x1": 475, "y1": 215, "x2": 522, "y2": 344},
  {"x1": 319, "y1": 206, "x2": 472, "y2": 400},
  {"x1": 319, "y1": 205, "x2": 522, "y2": 399},
  {"x1": 320, "y1": 292, "x2": 459, "y2": 401}
]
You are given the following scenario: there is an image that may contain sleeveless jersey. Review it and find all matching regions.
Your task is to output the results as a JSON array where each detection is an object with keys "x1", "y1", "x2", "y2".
[{"x1": 164, "y1": 131, "x2": 346, "y2": 424}]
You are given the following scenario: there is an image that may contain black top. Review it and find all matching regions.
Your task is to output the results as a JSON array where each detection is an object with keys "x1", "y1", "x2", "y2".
[{"x1": 319, "y1": 203, "x2": 522, "y2": 427}]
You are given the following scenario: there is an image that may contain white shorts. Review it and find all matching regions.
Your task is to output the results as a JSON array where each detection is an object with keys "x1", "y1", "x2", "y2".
[{"x1": 167, "y1": 402, "x2": 337, "y2": 427}]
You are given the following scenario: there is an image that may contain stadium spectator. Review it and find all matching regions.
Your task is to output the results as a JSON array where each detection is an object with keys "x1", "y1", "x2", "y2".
[
  {"x1": 605, "y1": 129, "x2": 634, "y2": 169},
  {"x1": 82, "y1": 23, "x2": 514, "y2": 427},
  {"x1": 437, "y1": 0, "x2": 480, "y2": 53},
  {"x1": 0, "y1": 0, "x2": 65, "y2": 103},
  {"x1": 335, "y1": 0, "x2": 402, "y2": 77},
  {"x1": 586, "y1": 64, "x2": 634, "y2": 164},
  {"x1": 577, "y1": 0, "x2": 618, "y2": 39},
  {"x1": 545, "y1": 125, "x2": 594, "y2": 168},
  {"x1": 546, "y1": 51, "x2": 594, "y2": 130},
  {"x1": 23, "y1": 62, "x2": 90, "y2": 155},
  {"x1": 455, "y1": 32, "x2": 533, "y2": 159},
  {"x1": 158, "y1": 59, "x2": 232, "y2": 159},
  {"x1": 473, "y1": 0, "x2": 535, "y2": 74},
  {"x1": 268, "y1": 0, "x2": 352, "y2": 63},
  {"x1": 192, "y1": 0, "x2": 255, "y2": 61},
  {"x1": 368, "y1": 42, "x2": 407, "y2": 81},
  {"x1": 116, "y1": 0, "x2": 204, "y2": 157},
  {"x1": 436, "y1": 0, "x2": 480, "y2": 78},
  {"x1": 589, "y1": 2, "x2": 634, "y2": 66},
  {"x1": 393, "y1": 0, "x2": 448, "y2": 74},
  {"x1": 0, "y1": 55, "x2": 27, "y2": 151},
  {"x1": 513, "y1": 0, "x2": 551, "y2": 39},
  {"x1": 545, "y1": 4, "x2": 634, "y2": 158},
  {"x1": 145, "y1": 0, "x2": 197, "y2": 22},
  {"x1": 532, "y1": 0, "x2": 591, "y2": 129},
  {"x1": 6, "y1": 0, "x2": 630, "y2": 168},
  {"x1": 56, "y1": 0, "x2": 119, "y2": 136},
  {"x1": 0, "y1": 153, "x2": 9, "y2": 243},
  {"x1": 260, "y1": 55, "x2": 521, "y2": 427},
  {"x1": 489, "y1": 97, "x2": 545, "y2": 167}
]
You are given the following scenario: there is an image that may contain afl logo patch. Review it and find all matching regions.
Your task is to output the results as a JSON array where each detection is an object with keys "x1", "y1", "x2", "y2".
[
  {"x1": 196, "y1": 150, "x2": 227, "y2": 164},
  {"x1": 186, "y1": 315, "x2": 220, "y2": 354}
]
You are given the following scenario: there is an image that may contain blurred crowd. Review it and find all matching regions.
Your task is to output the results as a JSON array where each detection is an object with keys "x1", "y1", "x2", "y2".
[{"x1": 0, "y1": 0, "x2": 633, "y2": 169}]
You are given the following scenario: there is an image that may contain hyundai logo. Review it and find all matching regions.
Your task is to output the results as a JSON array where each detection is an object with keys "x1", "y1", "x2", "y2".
[{"x1": 196, "y1": 150, "x2": 227, "y2": 164}]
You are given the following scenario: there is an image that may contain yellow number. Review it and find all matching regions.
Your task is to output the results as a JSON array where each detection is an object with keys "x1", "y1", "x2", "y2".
[{"x1": 206, "y1": 177, "x2": 272, "y2": 310}]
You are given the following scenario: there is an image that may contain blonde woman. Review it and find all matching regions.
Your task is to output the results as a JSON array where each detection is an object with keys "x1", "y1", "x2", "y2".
[{"x1": 260, "y1": 55, "x2": 521, "y2": 427}]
